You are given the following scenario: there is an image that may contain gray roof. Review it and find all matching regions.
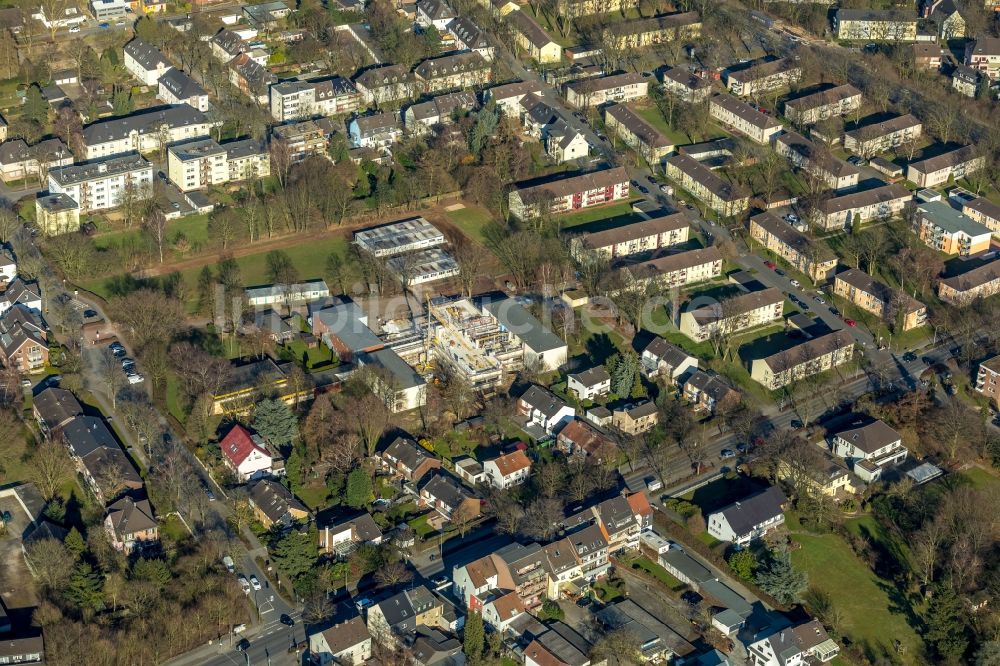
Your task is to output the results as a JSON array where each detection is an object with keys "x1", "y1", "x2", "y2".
[
  {"x1": 352, "y1": 112, "x2": 400, "y2": 136},
  {"x1": 419, "y1": 471, "x2": 474, "y2": 510},
  {"x1": 568, "y1": 365, "x2": 610, "y2": 388},
  {"x1": 272, "y1": 75, "x2": 357, "y2": 99},
  {"x1": 324, "y1": 511, "x2": 383, "y2": 542},
  {"x1": 249, "y1": 478, "x2": 308, "y2": 525},
  {"x1": 314, "y1": 302, "x2": 384, "y2": 352},
  {"x1": 700, "y1": 579, "x2": 753, "y2": 617},
  {"x1": 33, "y1": 387, "x2": 82, "y2": 431},
  {"x1": 642, "y1": 336, "x2": 694, "y2": 368},
  {"x1": 125, "y1": 38, "x2": 171, "y2": 71},
  {"x1": 417, "y1": 0, "x2": 455, "y2": 20},
  {"x1": 595, "y1": 599, "x2": 696, "y2": 658},
  {"x1": 534, "y1": 622, "x2": 594, "y2": 666},
  {"x1": 82, "y1": 104, "x2": 209, "y2": 146},
  {"x1": 519, "y1": 384, "x2": 569, "y2": 419},
  {"x1": 61, "y1": 415, "x2": 119, "y2": 458},
  {"x1": 224, "y1": 137, "x2": 266, "y2": 160},
  {"x1": 170, "y1": 137, "x2": 224, "y2": 160},
  {"x1": 447, "y1": 16, "x2": 488, "y2": 49},
  {"x1": 568, "y1": 521, "x2": 608, "y2": 557},
  {"x1": 480, "y1": 296, "x2": 564, "y2": 353},
  {"x1": 0, "y1": 137, "x2": 69, "y2": 166},
  {"x1": 685, "y1": 370, "x2": 737, "y2": 402},
  {"x1": 834, "y1": 418, "x2": 901, "y2": 454},
  {"x1": 106, "y1": 495, "x2": 157, "y2": 537},
  {"x1": 35, "y1": 192, "x2": 78, "y2": 213},
  {"x1": 660, "y1": 548, "x2": 714, "y2": 584},
  {"x1": 711, "y1": 486, "x2": 785, "y2": 538},
  {"x1": 361, "y1": 347, "x2": 424, "y2": 390},
  {"x1": 212, "y1": 28, "x2": 246, "y2": 56},
  {"x1": 507, "y1": 10, "x2": 555, "y2": 49},
  {"x1": 382, "y1": 436, "x2": 434, "y2": 470},
  {"x1": 414, "y1": 51, "x2": 488, "y2": 80},
  {"x1": 158, "y1": 68, "x2": 205, "y2": 100},
  {"x1": 908, "y1": 145, "x2": 979, "y2": 175},
  {"x1": 49, "y1": 153, "x2": 151, "y2": 187}
]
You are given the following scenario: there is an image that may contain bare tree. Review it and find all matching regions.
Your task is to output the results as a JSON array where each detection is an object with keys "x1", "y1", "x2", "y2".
[{"x1": 30, "y1": 439, "x2": 74, "y2": 501}]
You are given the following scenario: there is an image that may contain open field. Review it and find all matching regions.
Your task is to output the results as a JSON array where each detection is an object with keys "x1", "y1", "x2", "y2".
[{"x1": 445, "y1": 206, "x2": 495, "y2": 244}]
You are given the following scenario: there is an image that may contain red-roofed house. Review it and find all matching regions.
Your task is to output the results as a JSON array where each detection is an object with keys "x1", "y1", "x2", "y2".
[
  {"x1": 626, "y1": 492, "x2": 653, "y2": 527},
  {"x1": 483, "y1": 450, "x2": 532, "y2": 489},
  {"x1": 220, "y1": 424, "x2": 280, "y2": 482}
]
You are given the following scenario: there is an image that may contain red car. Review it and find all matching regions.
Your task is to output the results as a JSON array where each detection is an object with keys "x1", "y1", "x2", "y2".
[
  {"x1": 844, "y1": 318, "x2": 856, "y2": 327},
  {"x1": 765, "y1": 261, "x2": 777, "y2": 269}
]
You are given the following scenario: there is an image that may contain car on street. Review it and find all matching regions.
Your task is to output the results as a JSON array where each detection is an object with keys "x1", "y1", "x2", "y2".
[
  {"x1": 249, "y1": 575, "x2": 262, "y2": 591},
  {"x1": 719, "y1": 448, "x2": 736, "y2": 459},
  {"x1": 815, "y1": 296, "x2": 825, "y2": 304},
  {"x1": 638, "y1": 185, "x2": 648, "y2": 194},
  {"x1": 790, "y1": 419, "x2": 804, "y2": 429},
  {"x1": 844, "y1": 318, "x2": 856, "y2": 327},
  {"x1": 630, "y1": 180, "x2": 640, "y2": 187},
  {"x1": 69, "y1": 25, "x2": 80, "y2": 32},
  {"x1": 127, "y1": 374, "x2": 145, "y2": 384},
  {"x1": 903, "y1": 352, "x2": 917, "y2": 362},
  {"x1": 829, "y1": 307, "x2": 840, "y2": 316},
  {"x1": 790, "y1": 279, "x2": 801, "y2": 287},
  {"x1": 20, "y1": 379, "x2": 30, "y2": 387},
  {"x1": 355, "y1": 597, "x2": 374, "y2": 612},
  {"x1": 280, "y1": 614, "x2": 295, "y2": 626},
  {"x1": 432, "y1": 575, "x2": 450, "y2": 587},
  {"x1": 764, "y1": 261, "x2": 776, "y2": 269},
  {"x1": 83, "y1": 309, "x2": 97, "y2": 318},
  {"x1": 647, "y1": 175, "x2": 657, "y2": 184},
  {"x1": 98, "y1": 22, "x2": 109, "y2": 28},
  {"x1": 774, "y1": 269, "x2": 785, "y2": 277}
]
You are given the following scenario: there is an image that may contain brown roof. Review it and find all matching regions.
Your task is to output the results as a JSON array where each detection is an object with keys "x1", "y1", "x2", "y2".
[
  {"x1": 666, "y1": 153, "x2": 749, "y2": 201},
  {"x1": 940, "y1": 258, "x2": 1000, "y2": 292},
  {"x1": 558, "y1": 418, "x2": 614, "y2": 454},
  {"x1": 514, "y1": 167, "x2": 629, "y2": 201},
  {"x1": 626, "y1": 246, "x2": 723, "y2": 279},
  {"x1": 604, "y1": 103, "x2": 672, "y2": 150},
  {"x1": 761, "y1": 329, "x2": 854, "y2": 373},
  {"x1": 750, "y1": 212, "x2": 836, "y2": 262},
  {"x1": 488, "y1": 80, "x2": 544, "y2": 101},
  {"x1": 318, "y1": 616, "x2": 370, "y2": 655},
  {"x1": 834, "y1": 268, "x2": 924, "y2": 314},
  {"x1": 968, "y1": 36, "x2": 1000, "y2": 57},
  {"x1": 566, "y1": 72, "x2": 647, "y2": 94},
  {"x1": 415, "y1": 51, "x2": 488, "y2": 79},
  {"x1": 820, "y1": 183, "x2": 911, "y2": 214},
  {"x1": 834, "y1": 418, "x2": 901, "y2": 454},
  {"x1": 525, "y1": 640, "x2": 564, "y2": 666},
  {"x1": 465, "y1": 553, "x2": 501, "y2": 589},
  {"x1": 844, "y1": 114, "x2": 921, "y2": 142},
  {"x1": 626, "y1": 491, "x2": 652, "y2": 518},
  {"x1": 710, "y1": 94, "x2": 781, "y2": 130},
  {"x1": 784, "y1": 84, "x2": 861, "y2": 112},
  {"x1": 603, "y1": 11, "x2": 701, "y2": 36},
  {"x1": 543, "y1": 537, "x2": 582, "y2": 574},
  {"x1": 579, "y1": 212, "x2": 689, "y2": 250},
  {"x1": 908, "y1": 145, "x2": 980, "y2": 175},
  {"x1": 981, "y1": 355, "x2": 1000, "y2": 374},
  {"x1": 489, "y1": 450, "x2": 531, "y2": 476},
  {"x1": 964, "y1": 196, "x2": 1000, "y2": 222},
  {"x1": 912, "y1": 43, "x2": 942, "y2": 59},
  {"x1": 728, "y1": 57, "x2": 798, "y2": 82},
  {"x1": 662, "y1": 67, "x2": 713, "y2": 91},
  {"x1": 689, "y1": 287, "x2": 783, "y2": 325},
  {"x1": 777, "y1": 131, "x2": 860, "y2": 179},
  {"x1": 508, "y1": 10, "x2": 555, "y2": 49},
  {"x1": 490, "y1": 591, "x2": 526, "y2": 620}
]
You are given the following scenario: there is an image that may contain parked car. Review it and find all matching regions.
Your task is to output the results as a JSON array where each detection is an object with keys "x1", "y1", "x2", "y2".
[
  {"x1": 638, "y1": 185, "x2": 649, "y2": 194},
  {"x1": 790, "y1": 419, "x2": 804, "y2": 429},
  {"x1": 223, "y1": 556, "x2": 235, "y2": 573},
  {"x1": 659, "y1": 184, "x2": 673, "y2": 194},
  {"x1": 843, "y1": 318, "x2": 856, "y2": 327},
  {"x1": 764, "y1": 261, "x2": 777, "y2": 269},
  {"x1": 19, "y1": 379, "x2": 30, "y2": 388},
  {"x1": 432, "y1": 575, "x2": 450, "y2": 587},
  {"x1": 647, "y1": 175, "x2": 657, "y2": 185},
  {"x1": 775, "y1": 269, "x2": 785, "y2": 277},
  {"x1": 829, "y1": 307, "x2": 840, "y2": 316},
  {"x1": 121, "y1": 358, "x2": 135, "y2": 369},
  {"x1": 719, "y1": 448, "x2": 736, "y2": 460},
  {"x1": 238, "y1": 575, "x2": 251, "y2": 594},
  {"x1": 815, "y1": 296, "x2": 825, "y2": 304},
  {"x1": 127, "y1": 374, "x2": 145, "y2": 385},
  {"x1": 236, "y1": 638, "x2": 251, "y2": 652},
  {"x1": 903, "y1": 351, "x2": 917, "y2": 362},
  {"x1": 790, "y1": 279, "x2": 801, "y2": 287},
  {"x1": 355, "y1": 597, "x2": 374, "y2": 612}
]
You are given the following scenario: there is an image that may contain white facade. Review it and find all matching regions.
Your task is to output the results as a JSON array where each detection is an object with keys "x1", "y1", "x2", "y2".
[
  {"x1": 47, "y1": 155, "x2": 153, "y2": 213},
  {"x1": 483, "y1": 454, "x2": 531, "y2": 489},
  {"x1": 82, "y1": 105, "x2": 216, "y2": 160},
  {"x1": 124, "y1": 41, "x2": 172, "y2": 87},
  {"x1": 567, "y1": 370, "x2": 610, "y2": 401}
]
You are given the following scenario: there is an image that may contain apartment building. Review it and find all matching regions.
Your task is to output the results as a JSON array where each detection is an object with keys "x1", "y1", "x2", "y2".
[
  {"x1": 783, "y1": 84, "x2": 862, "y2": 125},
  {"x1": 775, "y1": 131, "x2": 860, "y2": 191},
  {"x1": 167, "y1": 138, "x2": 226, "y2": 191},
  {"x1": 81, "y1": 104, "x2": 216, "y2": 160},
  {"x1": 906, "y1": 145, "x2": 985, "y2": 188},
  {"x1": 571, "y1": 212, "x2": 690, "y2": 260},
  {"x1": 35, "y1": 193, "x2": 80, "y2": 236},
  {"x1": 965, "y1": 36, "x2": 1000, "y2": 79},
  {"x1": 564, "y1": 73, "x2": 649, "y2": 108},
  {"x1": 603, "y1": 103, "x2": 673, "y2": 163},
  {"x1": 0, "y1": 138, "x2": 72, "y2": 183},
  {"x1": 507, "y1": 10, "x2": 561, "y2": 63},
  {"x1": 811, "y1": 182, "x2": 912, "y2": 231},
  {"x1": 725, "y1": 58, "x2": 801, "y2": 97},
  {"x1": 975, "y1": 355, "x2": 1000, "y2": 407},
  {"x1": 619, "y1": 246, "x2": 723, "y2": 290},
  {"x1": 225, "y1": 138, "x2": 270, "y2": 181},
  {"x1": 123, "y1": 38, "x2": 172, "y2": 86},
  {"x1": 952, "y1": 65, "x2": 982, "y2": 97},
  {"x1": 556, "y1": 0, "x2": 633, "y2": 19},
  {"x1": 832, "y1": 418, "x2": 908, "y2": 482},
  {"x1": 47, "y1": 153, "x2": 153, "y2": 212},
  {"x1": 750, "y1": 329, "x2": 856, "y2": 389},
  {"x1": 833, "y1": 268, "x2": 926, "y2": 331},
  {"x1": 709, "y1": 94, "x2": 783, "y2": 144},
  {"x1": 913, "y1": 201, "x2": 992, "y2": 256},
  {"x1": 661, "y1": 68, "x2": 714, "y2": 102},
  {"x1": 938, "y1": 258, "x2": 1000, "y2": 304},
  {"x1": 269, "y1": 76, "x2": 360, "y2": 122},
  {"x1": 962, "y1": 196, "x2": 1000, "y2": 237},
  {"x1": 601, "y1": 11, "x2": 702, "y2": 49},
  {"x1": 833, "y1": 9, "x2": 918, "y2": 41},
  {"x1": 271, "y1": 119, "x2": 335, "y2": 163},
  {"x1": 749, "y1": 212, "x2": 838, "y2": 281},
  {"x1": 487, "y1": 80, "x2": 546, "y2": 116},
  {"x1": 913, "y1": 43, "x2": 943, "y2": 70},
  {"x1": 414, "y1": 52, "x2": 492, "y2": 93},
  {"x1": 545, "y1": 122, "x2": 589, "y2": 162},
  {"x1": 416, "y1": 0, "x2": 455, "y2": 30},
  {"x1": 508, "y1": 167, "x2": 629, "y2": 220},
  {"x1": 842, "y1": 114, "x2": 922, "y2": 156},
  {"x1": 447, "y1": 16, "x2": 494, "y2": 60},
  {"x1": 679, "y1": 287, "x2": 784, "y2": 342},
  {"x1": 228, "y1": 53, "x2": 277, "y2": 104},
  {"x1": 404, "y1": 91, "x2": 478, "y2": 134},
  {"x1": 353, "y1": 65, "x2": 417, "y2": 106},
  {"x1": 158, "y1": 69, "x2": 209, "y2": 112},
  {"x1": 665, "y1": 153, "x2": 751, "y2": 216}
]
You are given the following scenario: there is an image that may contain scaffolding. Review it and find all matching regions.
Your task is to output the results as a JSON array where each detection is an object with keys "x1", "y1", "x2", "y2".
[{"x1": 427, "y1": 296, "x2": 523, "y2": 389}]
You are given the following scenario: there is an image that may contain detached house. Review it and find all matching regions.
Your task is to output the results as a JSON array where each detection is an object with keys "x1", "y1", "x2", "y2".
[
  {"x1": 556, "y1": 419, "x2": 616, "y2": 460},
  {"x1": 348, "y1": 112, "x2": 402, "y2": 151},
  {"x1": 219, "y1": 424, "x2": 282, "y2": 482},
  {"x1": 378, "y1": 436, "x2": 441, "y2": 483},
  {"x1": 640, "y1": 336, "x2": 698, "y2": 382},
  {"x1": 707, "y1": 485, "x2": 785, "y2": 545},
  {"x1": 158, "y1": 69, "x2": 209, "y2": 112},
  {"x1": 124, "y1": 38, "x2": 172, "y2": 86},
  {"x1": 517, "y1": 384, "x2": 575, "y2": 435},
  {"x1": 248, "y1": 478, "x2": 309, "y2": 527},
  {"x1": 483, "y1": 450, "x2": 532, "y2": 489},
  {"x1": 104, "y1": 496, "x2": 158, "y2": 553},
  {"x1": 832, "y1": 418, "x2": 907, "y2": 482},
  {"x1": 748, "y1": 620, "x2": 839, "y2": 666},
  {"x1": 683, "y1": 370, "x2": 739, "y2": 414},
  {"x1": 418, "y1": 471, "x2": 480, "y2": 526},
  {"x1": 309, "y1": 616, "x2": 372, "y2": 666},
  {"x1": 567, "y1": 366, "x2": 611, "y2": 401},
  {"x1": 0, "y1": 305, "x2": 47, "y2": 373},
  {"x1": 612, "y1": 401, "x2": 659, "y2": 435},
  {"x1": 318, "y1": 512, "x2": 383, "y2": 554},
  {"x1": 366, "y1": 586, "x2": 445, "y2": 641},
  {"x1": 416, "y1": 0, "x2": 455, "y2": 30}
]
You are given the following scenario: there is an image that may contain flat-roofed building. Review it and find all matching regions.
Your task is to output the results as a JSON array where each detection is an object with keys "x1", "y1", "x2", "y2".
[
  {"x1": 603, "y1": 103, "x2": 673, "y2": 163},
  {"x1": 749, "y1": 212, "x2": 838, "y2": 281},
  {"x1": 570, "y1": 212, "x2": 689, "y2": 260},
  {"x1": 843, "y1": 114, "x2": 922, "y2": 157},
  {"x1": 354, "y1": 217, "x2": 446, "y2": 257},
  {"x1": 709, "y1": 94, "x2": 783, "y2": 145},
  {"x1": 679, "y1": 287, "x2": 784, "y2": 341},
  {"x1": 833, "y1": 268, "x2": 926, "y2": 331},
  {"x1": 564, "y1": 73, "x2": 649, "y2": 108},
  {"x1": 665, "y1": 153, "x2": 750, "y2": 216},
  {"x1": 167, "y1": 138, "x2": 228, "y2": 191},
  {"x1": 913, "y1": 200, "x2": 993, "y2": 256},
  {"x1": 509, "y1": 167, "x2": 630, "y2": 220},
  {"x1": 963, "y1": 196, "x2": 1000, "y2": 238},
  {"x1": 938, "y1": 259, "x2": 1000, "y2": 304},
  {"x1": 783, "y1": 84, "x2": 862, "y2": 125},
  {"x1": 269, "y1": 76, "x2": 360, "y2": 121},
  {"x1": 618, "y1": 246, "x2": 723, "y2": 290},
  {"x1": 47, "y1": 153, "x2": 154, "y2": 212},
  {"x1": 811, "y1": 182, "x2": 911, "y2": 231},
  {"x1": 601, "y1": 11, "x2": 701, "y2": 49},
  {"x1": 725, "y1": 58, "x2": 801, "y2": 97},
  {"x1": 775, "y1": 131, "x2": 860, "y2": 191},
  {"x1": 661, "y1": 67, "x2": 714, "y2": 102},
  {"x1": 35, "y1": 193, "x2": 80, "y2": 236},
  {"x1": 271, "y1": 119, "x2": 335, "y2": 163},
  {"x1": 906, "y1": 145, "x2": 985, "y2": 188},
  {"x1": 833, "y1": 8, "x2": 918, "y2": 41},
  {"x1": 750, "y1": 329, "x2": 855, "y2": 389}
]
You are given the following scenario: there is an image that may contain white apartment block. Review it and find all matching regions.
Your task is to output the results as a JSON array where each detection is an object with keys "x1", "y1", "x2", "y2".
[
  {"x1": 709, "y1": 94, "x2": 783, "y2": 144},
  {"x1": 269, "y1": 76, "x2": 361, "y2": 122},
  {"x1": 508, "y1": 167, "x2": 629, "y2": 220},
  {"x1": 81, "y1": 104, "x2": 216, "y2": 160},
  {"x1": 750, "y1": 330, "x2": 855, "y2": 390},
  {"x1": 811, "y1": 182, "x2": 912, "y2": 231},
  {"x1": 167, "y1": 138, "x2": 269, "y2": 192},
  {"x1": 842, "y1": 114, "x2": 922, "y2": 157},
  {"x1": 124, "y1": 38, "x2": 172, "y2": 87},
  {"x1": 571, "y1": 212, "x2": 690, "y2": 260},
  {"x1": 564, "y1": 73, "x2": 649, "y2": 108},
  {"x1": 725, "y1": 58, "x2": 801, "y2": 97},
  {"x1": 619, "y1": 247, "x2": 723, "y2": 291},
  {"x1": 679, "y1": 287, "x2": 784, "y2": 342},
  {"x1": 749, "y1": 212, "x2": 838, "y2": 282},
  {"x1": 48, "y1": 153, "x2": 153, "y2": 213},
  {"x1": 906, "y1": 145, "x2": 985, "y2": 188},
  {"x1": 775, "y1": 132, "x2": 860, "y2": 191},
  {"x1": 783, "y1": 84, "x2": 863, "y2": 125}
]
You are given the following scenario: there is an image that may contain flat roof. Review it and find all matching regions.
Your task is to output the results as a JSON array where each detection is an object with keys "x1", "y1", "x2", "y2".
[{"x1": 917, "y1": 201, "x2": 992, "y2": 237}]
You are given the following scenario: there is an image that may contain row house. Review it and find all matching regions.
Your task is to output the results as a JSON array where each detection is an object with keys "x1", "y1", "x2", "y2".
[
  {"x1": 665, "y1": 153, "x2": 751, "y2": 216},
  {"x1": 749, "y1": 212, "x2": 838, "y2": 281},
  {"x1": 913, "y1": 200, "x2": 992, "y2": 256},
  {"x1": 832, "y1": 418, "x2": 908, "y2": 483},
  {"x1": 269, "y1": 76, "x2": 360, "y2": 121},
  {"x1": 353, "y1": 65, "x2": 418, "y2": 106},
  {"x1": 366, "y1": 587, "x2": 445, "y2": 642},
  {"x1": 33, "y1": 387, "x2": 82, "y2": 438},
  {"x1": 508, "y1": 11, "x2": 562, "y2": 64},
  {"x1": 564, "y1": 73, "x2": 649, "y2": 108},
  {"x1": 404, "y1": 91, "x2": 478, "y2": 135},
  {"x1": 775, "y1": 131, "x2": 860, "y2": 191},
  {"x1": 414, "y1": 52, "x2": 492, "y2": 94},
  {"x1": 832, "y1": 268, "x2": 926, "y2": 331},
  {"x1": 210, "y1": 28, "x2": 247, "y2": 63},
  {"x1": 271, "y1": 118, "x2": 336, "y2": 163},
  {"x1": 508, "y1": 167, "x2": 629, "y2": 220},
  {"x1": 601, "y1": 11, "x2": 702, "y2": 50},
  {"x1": 565, "y1": 493, "x2": 652, "y2": 555},
  {"x1": 47, "y1": 153, "x2": 153, "y2": 213},
  {"x1": 639, "y1": 336, "x2": 698, "y2": 382},
  {"x1": 725, "y1": 58, "x2": 801, "y2": 98},
  {"x1": 661, "y1": 67, "x2": 714, "y2": 103},
  {"x1": 517, "y1": 384, "x2": 575, "y2": 435},
  {"x1": 750, "y1": 329, "x2": 855, "y2": 389},
  {"x1": 158, "y1": 69, "x2": 209, "y2": 112},
  {"x1": 0, "y1": 138, "x2": 72, "y2": 184},
  {"x1": 708, "y1": 94, "x2": 783, "y2": 144},
  {"x1": 962, "y1": 196, "x2": 1000, "y2": 237},
  {"x1": 707, "y1": 485, "x2": 785, "y2": 545},
  {"x1": 447, "y1": 16, "x2": 494, "y2": 60},
  {"x1": 976, "y1": 355, "x2": 1000, "y2": 407},
  {"x1": 833, "y1": 8, "x2": 919, "y2": 41},
  {"x1": 842, "y1": 114, "x2": 922, "y2": 157},
  {"x1": 570, "y1": 212, "x2": 690, "y2": 261},
  {"x1": 810, "y1": 182, "x2": 911, "y2": 231},
  {"x1": 783, "y1": 84, "x2": 862, "y2": 125},
  {"x1": 602, "y1": 103, "x2": 673, "y2": 164},
  {"x1": 683, "y1": 370, "x2": 739, "y2": 414},
  {"x1": 487, "y1": 80, "x2": 546, "y2": 116},
  {"x1": 618, "y1": 246, "x2": 723, "y2": 291},
  {"x1": 938, "y1": 258, "x2": 1000, "y2": 304},
  {"x1": 81, "y1": 104, "x2": 216, "y2": 160},
  {"x1": 965, "y1": 36, "x2": 1000, "y2": 79},
  {"x1": 228, "y1": 53, "x2": 276, "y2": 104},
  {"x1": 679, "y1": 287, "x2": 784, "y2": 342},
  {"x1": 906, "y1": 145, "x2": 985, "y2": 188},
  {"x1": 123, "y1": 38, "x2": 172, "y2": 86}
]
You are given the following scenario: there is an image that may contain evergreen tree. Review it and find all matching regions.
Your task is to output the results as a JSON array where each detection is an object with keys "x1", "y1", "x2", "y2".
[
  {"x1": 252, "y1": 399, "x2": 298, "y2": 447},
  {"x1": 463, "y1": 610, "x2": 485, "y2": 664},
  {"x1": 196, "y1": 266, "x2": 214, "y2": 315},
  {"x1": 268, "y1": 526, "x2": 319, "y2": 583},
  {"x1": 21, "y1": 85, "x2": 48, "y2": 127},
  {"x1": 64, "y1": 527, "x2": 86, "y2": 559},
  {"x1": 755, "y1": 549, "x2": 807, "y2": 604},
  {"x1": 727, "y1": 549, "x2": 756, "y2": 581},
  {"x1": 345, "y1": 467, "x2": 373, "y2": 508},
  {"x1": 131, "y1": 558, "x2": 172, "y2": 589},
  {"x1": 926, "y1": 583, "x2": 970, "y2": 660},
  {"x1": 65, "y1": 562, "x2": 104, "y2": 612},
  {"x1": 611, "y1": 351, "x2": 638, "y2": 397}
]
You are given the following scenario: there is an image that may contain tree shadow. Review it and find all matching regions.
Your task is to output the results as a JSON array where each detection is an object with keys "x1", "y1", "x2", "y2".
[{"x1": 585, "y1": 332, "x2": 617, "y2": 365}]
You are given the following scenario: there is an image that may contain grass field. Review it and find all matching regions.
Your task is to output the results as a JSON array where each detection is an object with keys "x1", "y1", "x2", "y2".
[
  {"x1": 633, "y1": 104, "x2": 723, "y2": 147},
  {"x1": 93, "y1": 214, "x2": 211, "y2": 253},
  {"x1": 961, "y1": 465, "x2": 1000, "y2": 490},
  {"x1": 631, "y1": 556, "x2": 686, "y2": 591},
  {"x1": 559, "y1": 201, "x2": 641, "y2": 230},
  {"x1": 445, "y1": 206, "x2": 495, "y2": 244}
]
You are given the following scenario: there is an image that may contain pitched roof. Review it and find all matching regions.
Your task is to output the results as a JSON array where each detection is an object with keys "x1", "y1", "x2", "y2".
[
  {"x1": 604, "y1": 103, "x2": 672, "y2": 150},
  {"x1": 417, "y1": 0, "x2": 455, "y2": 20},
  {"x1": 760, "y1": 329, "x2": 854, "y2": 373},
  {"x1": 666, "y1": 153, "x2": 748, "y2": 201},
  {"x1": 382, "y1": 436, "x2": 435, "y2": 471},
  {"x1": 568, "y1": 365, "x2": 610, "y2": 388},
  {"x1": 777, "y1": 131, "x2": 860, "y2": 179},
  {"x1": 844, "y1": 114, "x2": 921, "y2": 142},
  {"x1": 447, "y1": 16, "x2": 488, "y2": 49},
  {"x1": 567, "y1": 72, "x2": 647, "y2": 94},
  {"x1": 317, "y1": 616, "x2": 370, "y2": 655},
  {"x1": 784, "y1": 83, "x2": 861, "y2": 112},
  {"x1": 249, "y1": 478, "x2": 308, "y2": 524},
  {"x1": 835, "y1": 8, "x2": 917, "y2": 21},
  {"x1": 490, "y1": 590, "x2": 526, "y2": 621},
  {"x1": 834, "y1": 418, "x2": 901, "y2": 453},
  {"x1": 125, "y1": 38, "x2": 171, "y2": 71},
  {"x1": 908, "y1": 145, "x2": 979, "y2": 175},
  {"x1": 0, "y1": 305, "x2": 45, "y2": 359},
  {"x1": 488, "y1": 450, "x2": 531, "y2": 476},
  {"x1": 414, "y1": 51, "x2": 488, "y2": 80},
  {"x1": 750, "y1": 211, "x2": 835, "y2": 261},
  {"x1": 323, "y1": 511, "x2": 383, "y2": 542},
  {"x1": 614, "y1": 401, "x2": 657, "y2": 420},
  {"x1": 354, "y1": 64, "x2": 414, "y2": 88},
  {"x1": 33, "y1": 387, "x2": 82, "y2": 431},
  {"x1": 834, "y1": 268, "x2": 924, "y2": 313},
  {"x1": 61, "y1": 415, "x2": 119, "y2": 458},
  {"x1": 710, "y1": 94, "x2": 781, "y2": 130},
  {"x1": 685, "y1": 370, "x2": 738, "y2": 402},
  {"x1": 713, "y1": 485, "x2": 785, "y2": 536},
  {"x1": 543, "y1": 537, "x2": 581, "y2": 574},
  {"x1": 662, "y1": 67, "x2": 713, "y2": 91},
  {"x1": 642, "y1": 336, "x2": 694, "y2": 367},
  {"x1": 578, "y1": 212, "x2": 689, "y2": 252},
  {"x1": 352, "y1": 111, "x2": 400, "y2": 136},
  {"x1": 513, "y1": 166, "x2": 629, "y2": 202},
  {"x1": 106, "y1": 495, "x2": 157, "y2": 537},
  {"x1": 158, "y1": 68, "x2": 206, "y2": 99},
  {"x1": 626, "y1": 246, "x2": 724, "y2": 280},
  {"x1": 211, "y1": 28, "x2": 246, "y2": 56},
  {"x1": 689, "y1": 287, "x2": 783, "y2": 325},
  {"x1": 479, "y1": 294, "x2": 565, "y2": 353},
  {"x1": 968, "y1": 36, "x2": 1000, "y2": 57},
  {"x1": 487, "y1": 80, "x2": 544, "y2": 101},
  {"x1": 964, "y1": 196, "x2": 1000, "y2": 222},
  {"x1": 519, "y1": 384, "x2": 570, "y2": 418},
  {"x1": 508, "y1": 10, "x2": 555, "y2": 49},
  {"x1": 727, "y1": 57, "x2": 797, "y2": 82},
  {"x1": 219, "y1": 424, "x2": 271, "y2": 467},
  {"x1": 82, "y1": 105, "x2": 210, "y2": 146},
  {"x1": 603, "y1": 11, "x2": 700, "y2": 36},
  {"x1": 420, "y1": 471, "x2": 474, "y2": 509},
  {"x1": 820, "y1": 182, "x2": 911, "y2": 214}
]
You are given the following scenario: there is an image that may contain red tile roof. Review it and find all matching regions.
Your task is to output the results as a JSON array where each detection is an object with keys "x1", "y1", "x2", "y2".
[
  {"x1": 220, "y1": 424, "x2": 269, "y2": 467},
  {"x1": 626, "y1": 491, "x2": 652, "y2": 518}
]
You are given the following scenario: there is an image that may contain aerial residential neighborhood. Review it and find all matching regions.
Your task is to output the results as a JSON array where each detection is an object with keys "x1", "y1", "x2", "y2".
[{"x1": 0, "y1": 0, "x2": 995, "y2": 663}]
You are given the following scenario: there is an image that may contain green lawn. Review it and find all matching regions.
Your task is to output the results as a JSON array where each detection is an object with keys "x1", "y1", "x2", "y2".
[
  {"x1": 790, "y1": 528, "x2": 924, "y2": 659},
  {"x1": 630, "y1": 556, "x2": 686, "y2": 591},
  {"x1": 445, "y1": 206, "x2": 495, "y2": 244},
  {"x1": 681, "y1": 474, "x2": 768, "y2": 514},
  {"x1": 93, "y1": 214, "x2": 211, "y2": 252},
  {"x1": 279, "y1": 339, "x2": 338, "y2": 370},
  {"x1": 960, "y1": 465, "x2": 1000, "y2": 490},
  {"x1": 633, "y1": 104, "x2": 723, "y2": 147},
  {"x1": 559, "y1": 201, "x2": 642, "y2": 230},
  {"x1": 409, "y1": 513, "x2": 437, "y2": 539}
]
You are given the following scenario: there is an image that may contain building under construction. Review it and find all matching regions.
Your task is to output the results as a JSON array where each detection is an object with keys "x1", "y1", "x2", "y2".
[{"x1": 427, "y1": 296, "x2": 525, "y2": 390}]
